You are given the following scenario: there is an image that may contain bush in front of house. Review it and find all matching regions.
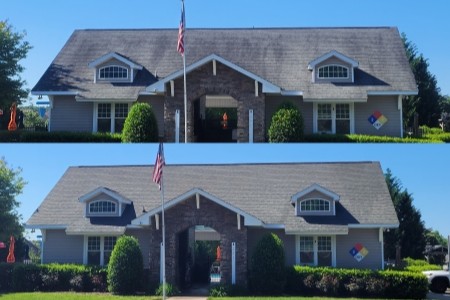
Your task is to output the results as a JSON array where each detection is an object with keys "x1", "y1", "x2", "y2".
[
  {"x1": 285, "y1": 265, "x2": 429, "y2": 299},
  {"x1": 268, "y1": 102, "x2": 304, "y2": 142},
  {"x1": 0, "y1": 130, "x2": 122, "y2": 142},
  {"x1": 154, "y1": 282, "x2": 179, "y2": 297},
  {"x1": 249, "y1": 233, "x2": 286, "y2": 295},
  {"x1": 107, "y1": 235, "x2": 144, "y2": 295},
  {"x1": 122, "y1": 102, "x2": 159, "y2": 142}
]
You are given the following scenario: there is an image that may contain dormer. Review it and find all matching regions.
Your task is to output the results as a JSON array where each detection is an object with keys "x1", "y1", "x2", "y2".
[
  {"x1": 308, "y1": 50, "x2": 359, "y2": 83},
  {"x1": 291, "y1": 184, "x2": 340, "y2": 216},
  {"x1": 88, "y1": 52, "x2": 143, "y2": 84},
  {"x1": 79, "y1": 187, "x2": 132, "y2": 218}
]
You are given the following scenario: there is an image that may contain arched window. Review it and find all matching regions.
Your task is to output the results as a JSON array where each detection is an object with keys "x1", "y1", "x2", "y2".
[
  {"x1": 318, "y1": 65, "x2": 348, "y2": 79},
  {"x1": 300, "y1": 199, "x2": 330, "y2": 212},
  {"x1": 89, "y1": 200, "x2": 116, "y2": 214},
  {"x1": 99, "y1": 65, "x2": 128, "y2": 79}
]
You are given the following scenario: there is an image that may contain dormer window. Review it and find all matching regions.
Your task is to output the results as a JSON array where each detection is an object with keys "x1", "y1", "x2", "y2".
[
  {"x1": 318, "y1": 65, "x2": 348, "y2": 79},
  {"x1": 99, "y1": 65, "x2": 128, "y2": 80},
  {"x1": 300, "y1": 198, "x2": 330, "y2": 212},
  {"x1": 89, "y1": 200, "x2": 117, "y2": 214},
  {"x1": 291, "y1": 183, "x2": 340, "y2": 216}
]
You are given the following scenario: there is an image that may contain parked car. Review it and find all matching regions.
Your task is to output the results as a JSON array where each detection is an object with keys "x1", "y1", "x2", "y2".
[{"x1": 423, "y1": 270, "x2": 450, "y2": 294}]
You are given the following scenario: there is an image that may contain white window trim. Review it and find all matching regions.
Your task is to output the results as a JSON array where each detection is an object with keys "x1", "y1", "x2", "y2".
[
  {"x1": 295, "y1": 235, "x2": 336, "y2": 267},
  {"x1": 318, "y1": 64, "x2": 349, "y2": 79},
  {"x1": 98, "y1": 65, "x2": 129, "y2": 80},
  {"x1": 299, "y1": 198, "x2": 331, "y2": 213},
  {"x1": 88, "y1": 200, "x2": 117, "y2": 216},
  {"x1": 83, "y1": 235, "x2": 118, "y2": 266},
  {"x1": 93, "y1": 102, "x2": 130, "y2": 133},
  {"x1": 313, "y1": 102, "x2": 354, "y2": 134}
]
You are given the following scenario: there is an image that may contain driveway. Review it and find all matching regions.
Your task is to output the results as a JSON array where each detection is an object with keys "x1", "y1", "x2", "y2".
[{"x1": 428, "y1": 289, "x2": 450, "y2": 299}]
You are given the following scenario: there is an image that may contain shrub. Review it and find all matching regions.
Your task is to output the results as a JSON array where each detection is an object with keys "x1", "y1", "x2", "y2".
[
  {"x1": 122, "y1": 102, "x2": 158, "y2": 142},
  {"x1": 268, "y1": 102, "x2": 304, "y2": 142},
  {"x1": 154, "y1": 282, "x2": 179, "y2": 297},
  {"x1": 0, "y1": 130, "x2": 122, "y2": 142},
  {"x1": 107, "y1": 235, "x2": 144, "y2": 295},
  {"x1": 0, "y1": 263, "x2": 14, "y2": 292},
  {"x1": 12, "y1": 263, "x2": 42, "y2": 292},
  {"x1": 249, "y1": 233, "x2": 286, "y2": 295}
]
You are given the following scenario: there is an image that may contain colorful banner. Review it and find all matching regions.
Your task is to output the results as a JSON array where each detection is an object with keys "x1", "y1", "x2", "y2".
[
  {"x1": 368, "y1": 111, "x2": 388, "y2": 130},
  {"x1": 349, "y1": 243, "x2": 369, "y2": 262}
]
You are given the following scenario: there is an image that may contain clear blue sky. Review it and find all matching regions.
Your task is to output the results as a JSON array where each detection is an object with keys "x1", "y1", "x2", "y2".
[
  {"x1": 1, "y1": 143, "x2": 449, "y2": 240},
  {"x1": 1, "y1": 0, "x2": 449, "y2": 100}
]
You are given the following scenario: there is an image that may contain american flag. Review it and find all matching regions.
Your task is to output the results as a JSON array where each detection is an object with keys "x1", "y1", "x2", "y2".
[
  {"x1": 177, "y1": 0, "x2": 185, "y2": 56},
  {"x1": 152, "y1": 143, "x2": 165, "y2": 190}
]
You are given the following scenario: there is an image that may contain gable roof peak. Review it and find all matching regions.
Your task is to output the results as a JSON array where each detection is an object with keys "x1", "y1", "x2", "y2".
[
  {"x1": 308, "y1": 50, "x2": 359, "y2": 70},
  {"x1": 88, "y1": 52, "x2": 143, "y2": 70}
]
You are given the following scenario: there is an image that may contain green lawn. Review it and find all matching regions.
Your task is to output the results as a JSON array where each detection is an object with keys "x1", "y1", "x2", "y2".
[{"x1": 0, "y1": 293, "x2": 160, "y2": 300}]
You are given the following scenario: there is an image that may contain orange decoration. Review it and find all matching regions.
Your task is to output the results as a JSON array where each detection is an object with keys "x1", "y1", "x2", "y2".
[
  {"x1": 7, "y1": 235, "x2": 15, "y2": 263},
  {"x1": 8, "y1": 102, "x2": 17, "y2": 131}
]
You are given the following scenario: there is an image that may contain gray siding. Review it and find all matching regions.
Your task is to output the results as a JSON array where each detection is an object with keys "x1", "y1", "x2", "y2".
[
  {"x1": 355, "y1": 96, "x2": 401, "y2": 137},
  {"x1": 43, "y1": 229, "x2": 84, "y2": 264},
  {"x1": 265, "y1": 96, "x2": 313, "y2": 136},
  {"x1": 125, "y1": 228, "x2": 152, "y2": 268},
  {"x1": 336, "y1": 228, "x2": 382, "y2": 270},
  {"x1": 247, "y1": 228, "x2": 296, "y2": 266},
  {"x1": 138, "y1": 96, "x2": 165, "y2": 138},
  {"x1": 50, "y1": 96, "x2": 93, "y2": 132}
]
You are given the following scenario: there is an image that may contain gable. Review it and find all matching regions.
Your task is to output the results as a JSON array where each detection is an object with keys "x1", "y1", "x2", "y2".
[
  {"x1": 291, "y1": 183, "x2": 340, "y2": 217},
  {"x1": 79, "y1": 187, "x2": 132, "y2": 217}
]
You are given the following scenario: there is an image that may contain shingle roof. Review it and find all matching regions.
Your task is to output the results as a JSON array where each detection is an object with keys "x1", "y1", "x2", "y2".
[
  {"x1": 26, "y1": 162, "x2": 399, "y2": 234},
  {"x1": 32, "y1": 27, "x2": 417, "y2": 100}
]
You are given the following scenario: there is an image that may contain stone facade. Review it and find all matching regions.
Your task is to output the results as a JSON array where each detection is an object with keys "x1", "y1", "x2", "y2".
[
  {"x1": 164, "y1": 61, "x2": 265, "y2": 143},
  {"x1": 147, "y1": 194, "x2": 248, "y2": 286}
]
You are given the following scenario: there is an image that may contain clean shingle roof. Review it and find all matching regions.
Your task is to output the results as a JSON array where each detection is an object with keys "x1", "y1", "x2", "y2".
[
  {"x1": 32, "y1": 27, "x2": 417, "y2": 100},
  {"x1": 26, "y1": 162, "x2": 399, "y2": 234}
]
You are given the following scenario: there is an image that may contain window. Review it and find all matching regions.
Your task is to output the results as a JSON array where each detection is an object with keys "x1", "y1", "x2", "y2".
[
  {"x1": 99, "y1": 65, "x2": 128, "y2": 80},
  {"x1": 315, "y1": 103, "x2": 353, "y2": 134},
  {"x1": 87, "y1": 236, "x2": 100, "y2": 265},
  {"x1": 300, "y1": 199, "x2": 330, "y2": 212},
  {"x1": 299, "y1": 236, "x2": 314, "y2": 265},
  {"x1": 318, "y1": 65, "x2": 348, "y2": 79},
  {"x1": 95, "y1": 103, "x2": 129, "y2": 133},
  {"x1": 297, "y1": 236, "x2": 334, "y2": 267},
  {"x1": 89, "y1": 200, "x2": 116, "y2": 214},
  {"x1": 86, "y1": 236, "x2": 117, "y2": 266}
]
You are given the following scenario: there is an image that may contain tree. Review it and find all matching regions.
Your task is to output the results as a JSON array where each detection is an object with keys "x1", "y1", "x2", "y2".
[
  {"x1": 121, "y1": 103, "x2": 158, "y2": 142},
  {"x1": 249, "y1": 233, "x2": 286, "y2": 295},
  {"x1": 0, "y1": 21, "x2": 32, "y2": 124},
  {"x1": 107, "y1": 235, "x2": 143, "y2": 295},
  {"x1": 0, "y1": 158, "x2": 26, "y2": 261},
  {"x1": 268, "y1": 102, "x2": 304, "y2": 142},
  {"x1": 402, "y1": 33, "x2": 442, "y2": 128},
  {"x1": 384, "y1": 169, "x2": 426, "y2": 260}
]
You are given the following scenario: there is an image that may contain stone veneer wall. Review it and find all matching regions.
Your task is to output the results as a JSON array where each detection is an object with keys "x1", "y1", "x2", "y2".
[
  {"x1": 147, "y1": 195, "x2": 248, "y2": 286},
  {"x1": 164, "y1": 61, "x2": 265, "y2": 142}
]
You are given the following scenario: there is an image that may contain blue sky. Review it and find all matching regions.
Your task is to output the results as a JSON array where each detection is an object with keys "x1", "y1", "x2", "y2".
[
  {"x1": 1, "y1": 143, "x2": 449, "y2": 240},
  {"x1": 1, "y1": 0, "x2": 449, "y2": 100}
]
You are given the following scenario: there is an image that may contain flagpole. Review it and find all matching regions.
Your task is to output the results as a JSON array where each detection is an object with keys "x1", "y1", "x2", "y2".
[
  {"x1": 160, "y1": 172, "x2": 166, "y2": 300},
  {"x1": 181, "y1": 0, "x2": 187, "y2": 143}
]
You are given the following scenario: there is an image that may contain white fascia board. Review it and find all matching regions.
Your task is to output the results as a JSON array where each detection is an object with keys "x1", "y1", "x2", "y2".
[
  {"x1": 280, "y1": 90, "x2": 303, "y2": 96},
  {"x1": 31, "y1": 91, "x2": 79, "y2": 96},
  {"x1": 367, "y1": 90, "x2": 418, "y2": 96},
  {"x1": 348, "y1": 223, "x2": 399, "y2": 229},
  {"x1": 291, "y1": 183, "x2": 340, "y2": 203},
  {"x1": 24, "y1": 224, "x2": 67, "y2": 230},
  {"x1": 131, "y1": 187, "x2": 263, "y2": 226},
  {"x1": 308, "y1": 50, "x2": 359, "y2": 70},
  {"x1": 65, "y1": 230, "x2": 125, "y2": 236},
  {"x1": 79, "y1": 187, "x2": 132, "y2": 205},
  {"x1": 75, "y1": 97, "x2": 136, "y2": 103},
  {"x1": 88, "y1": 52, "x2": 143, "y2": 70},
  {"x1": 285, "y1": 229, "x2": 349, "y2": 235},
  {"x1": 303, "y1": 98, "x2": 367, "y2": 103},
  {"x1": 145, "y1": 54, "x2": 282, "y2": 95},
  {"x1": 262, "y1": 224, "x2": 285, "y2": 229}
]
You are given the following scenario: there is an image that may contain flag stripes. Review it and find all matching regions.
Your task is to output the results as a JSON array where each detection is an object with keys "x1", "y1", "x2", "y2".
[
  {"x1": 177, "y1": 0, "x2": 185, "y2": 56},
  {"x1": 152, "y1": 143, "x2": 165, "y2": 190}
]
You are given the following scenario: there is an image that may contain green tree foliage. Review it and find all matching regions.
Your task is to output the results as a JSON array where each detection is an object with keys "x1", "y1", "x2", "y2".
[
  {"x1": 107, "y1": 235, "x2": 143, "y2": 295},
  {"x1": 402, "y1": 33, "x2": 442, "y2": 128},
  {"x1": 384, "y1": 169, "x2": 426, "y2": 260},
  {"x1": 21, "y1": 106, "x2": 47, "y2": 129},
  {"x1": 0, "y1": 158, "x2": 26, "y2": 261},
  {"x1": 268, "y1": 102, "x2": 304, "y2": 142},
  {"x1": 250, "y1": 233, "x2": 286, "y2": 295},
  {"x1": 0, "y1": 21, "x2": 32, "y2": 113},
  {"x1": 121, "y1": 102, "x2": 158, "y2": 142}
]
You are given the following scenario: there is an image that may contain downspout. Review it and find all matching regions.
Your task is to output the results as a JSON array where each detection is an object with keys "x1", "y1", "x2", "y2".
[{"x1": 398, "y1": 95, "x2": 403, "y2": 138}]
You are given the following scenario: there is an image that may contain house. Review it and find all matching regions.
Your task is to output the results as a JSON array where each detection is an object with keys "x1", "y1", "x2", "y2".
[
  {"x1": 26, "y1": 162, "x2": 399, "y2": 286},
  {"x1": 31, "y1": 27, "x2": 417, "y2": 142}
]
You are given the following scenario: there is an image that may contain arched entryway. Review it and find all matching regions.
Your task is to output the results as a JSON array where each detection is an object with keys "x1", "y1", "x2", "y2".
[
  {"x1": 177, "y1": 225, "x2": 221, "y2": 291},
  {"x1": 193, "y1": 95, "x2": 238, "y2": 143}
]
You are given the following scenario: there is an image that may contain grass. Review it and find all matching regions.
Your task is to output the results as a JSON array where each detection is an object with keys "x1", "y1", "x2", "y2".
[{"x1": 0, "y1": 293, "x2": 160, "y2": 300}]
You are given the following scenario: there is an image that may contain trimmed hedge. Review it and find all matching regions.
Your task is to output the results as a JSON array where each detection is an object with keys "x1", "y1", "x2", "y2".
[
  {"x1": 304, "y1": 133, "x2": 443, "y2": 143},
  {"x1": 0, "y1": 263, "x2": 107, "y2": 293},
  {"x1": 285, "y1": 266, "x2": 428, "y2": 299},
  {"x1": 0, "y1": 130, "x2": 122, "y2": 143}
]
